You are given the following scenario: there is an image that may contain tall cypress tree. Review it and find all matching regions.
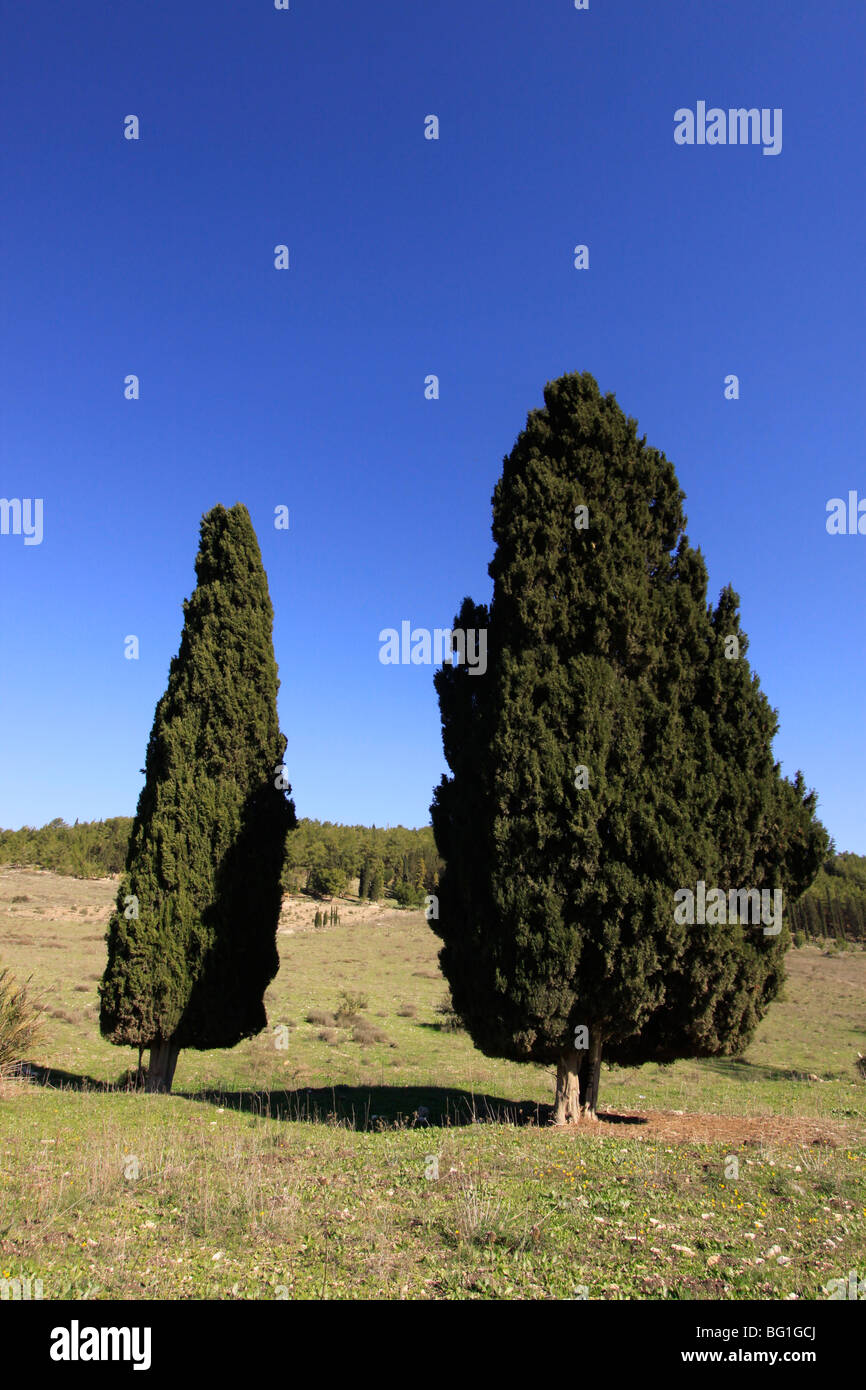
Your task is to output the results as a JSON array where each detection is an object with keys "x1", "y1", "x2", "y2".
[
  {"x1": 100, "y1": 503, "x2": 296, "y2": 1092},
  {"x1": 431, "y1": 373, "x2": 827, "y2": 1122}
]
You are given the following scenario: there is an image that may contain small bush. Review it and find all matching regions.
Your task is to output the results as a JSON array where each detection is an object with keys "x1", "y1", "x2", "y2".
[
  {"x1": 352, "y1": 1022, "x2": 388, "y2": 1046},
  {"x1": 434, "y1": 991, "x2": 465, "y2": 1032},
  {"x1": 335, "y1": 990, "x2": 367, "y2": 1023},
  {"x1": 116, "y1": 1065, "x2": 147, "y2": 1091},
  {"x1": 396, "y1": 1003, "x2": 417, "y2": 1017},
  {"x1": 318, "y1": 1028, "x2": 339, "y2": 1044},
  {"x1": 306, "y1": 1009, "x2": 336, "y2": 1027},
  {"x1": 793, "y1": 930, "x2": 806, "y2": 948},
  {"x1": 10, "y1": 894, "x2": 30, "y2": 904},
  {"x1": 0, "y1": 967, "x2": 44, "y2": 1073}
]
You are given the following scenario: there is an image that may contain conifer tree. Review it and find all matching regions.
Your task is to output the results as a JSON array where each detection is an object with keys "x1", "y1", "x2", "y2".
[
  {"x1": 368, "y1": 861, "x2": 384, "y2": 901},
  {"x1": 413, "y1": 855, "x2": 426, "y2": 892},
  {"x1": 100, "y1": 504, "x2": 296, "y2": 1092},
  {"x1": 431, "y1": 373, "x2": 827, "y2": 1121}
]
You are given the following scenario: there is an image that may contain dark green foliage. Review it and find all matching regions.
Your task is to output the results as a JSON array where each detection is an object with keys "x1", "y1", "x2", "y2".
[
  {"x1": 431, "y1": 372, "x2": 829, "y2": 1095},
  {"x1": 307, "y1": 866, "x2": 347, "y2": 899},
  {"x1": 391, "y1": 879, "x2": 427, "y2": 908},
  {"x1": 387, "y1": 848, "x2": 431, "y2": 904},
  {"x1": 609, "y1": 771, "x2": 828, "y2": 1066},
  {"x1": 99, "y1": 503, "x2": 296, "y2": 1058},
  {"x1": 368, "y1": 860, "x2": 385, "y2": 901},
  {"x1": 281, "y1": 822, "x2": 441, "y2": 894}
]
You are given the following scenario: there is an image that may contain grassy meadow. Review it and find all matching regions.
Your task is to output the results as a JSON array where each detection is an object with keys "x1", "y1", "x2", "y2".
[{"x1": 0, "y1": 866, "x2": 864, "y2": 1300}]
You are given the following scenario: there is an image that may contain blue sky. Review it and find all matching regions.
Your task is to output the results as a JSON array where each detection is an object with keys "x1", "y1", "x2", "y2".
[{"x1": 1, "y1": 0, "x2": 863, "y2": 851}]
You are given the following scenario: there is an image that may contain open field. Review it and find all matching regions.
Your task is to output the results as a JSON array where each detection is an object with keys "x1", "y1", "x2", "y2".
[{"x1": 0, "y1": 866, "x2": 864, "y2": 1300}]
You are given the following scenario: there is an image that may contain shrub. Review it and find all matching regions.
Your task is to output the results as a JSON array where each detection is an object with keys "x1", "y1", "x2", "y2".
[
  {"x1": 793, "y1": 930, "x2": 806, "y2": 948},
  {"x1": 397, "y1": 1003, "x2": 417, "y2": 1017},
  {"x1": 352, "y1": 1022, "x2": 388, "y2": 1046},
  {"x1": 335, "y1": 990, "x2": 367, "y2": 1023},
  {"x1": 116, "y1": 1065, "x2": 147, "y2": 1091},
  {"x1": 434, "y1": 990, "x2": 465, "y2": 1032},
  {"x1": 0, "y1": 967, "x2": 44, "y2": 1073},
  {"x1": 306, "y1": 1009, "x2": 336, "y2": 1027}
]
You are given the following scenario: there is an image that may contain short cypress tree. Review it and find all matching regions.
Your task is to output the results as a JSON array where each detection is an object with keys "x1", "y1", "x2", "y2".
[
  {"x1": 100, "y1": 503, "x2": 296, "y2": 1092},
  {"x1": 431, "y1": 373, "x2": 827, "y2": 1122}
]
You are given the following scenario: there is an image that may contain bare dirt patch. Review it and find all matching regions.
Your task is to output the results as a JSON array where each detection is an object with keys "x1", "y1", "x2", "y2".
[
  {"x1": 0, "y1": 870, "x2": 405, "y2": 937},
  {"x1": 277, "y1": 893, "x2": 408, "y2": 934},
  {"x1": 575, "y1": 1107, "x2": 853, "y2": 1148}
]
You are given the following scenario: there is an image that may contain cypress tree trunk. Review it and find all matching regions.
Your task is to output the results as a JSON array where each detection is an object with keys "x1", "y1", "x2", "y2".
[
  {"x1": 580, "y1": 1033, "x2": 603, "y2": 1120},
  {"x1": 145, "y1": 1039, "x2": 180, "y2": 1094},
  {"x1": 553, "y1": 1047, "x2": 582, "y2": 1125}
]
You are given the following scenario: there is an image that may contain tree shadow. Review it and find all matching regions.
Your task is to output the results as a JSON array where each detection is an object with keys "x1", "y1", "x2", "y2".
[
  {"x1": 183, "y1": 1083, "x2": 548, "y2": 1128},
  {"x1": 175, "y1": 1084, "x2": 650, "y2": 1130},
  {"x1": 14, "y1": 1062, "x2": 118, "y2": 1091},
  {"x1": 16, "y1": 1066, "x2": 649, "y2": 1129}
]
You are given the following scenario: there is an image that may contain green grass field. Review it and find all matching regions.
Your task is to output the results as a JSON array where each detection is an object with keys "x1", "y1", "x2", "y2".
[{"x1": 1, "y1": 867, "x2": 864, "y2": 1300}]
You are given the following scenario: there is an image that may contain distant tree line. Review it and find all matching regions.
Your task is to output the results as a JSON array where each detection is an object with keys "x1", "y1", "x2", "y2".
[
  {"x1": 0, "y1": 815, "x2": 442, "y2": 902},
  {"x1": 787, "y1": 851, "x2": 866, "y2": 942},
  {"x1": 283, "y1": 822, "x2": 440, "y2": 901},
  {"x1": 0, "y1": 817, "x2": 132, "y2": 878}
]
